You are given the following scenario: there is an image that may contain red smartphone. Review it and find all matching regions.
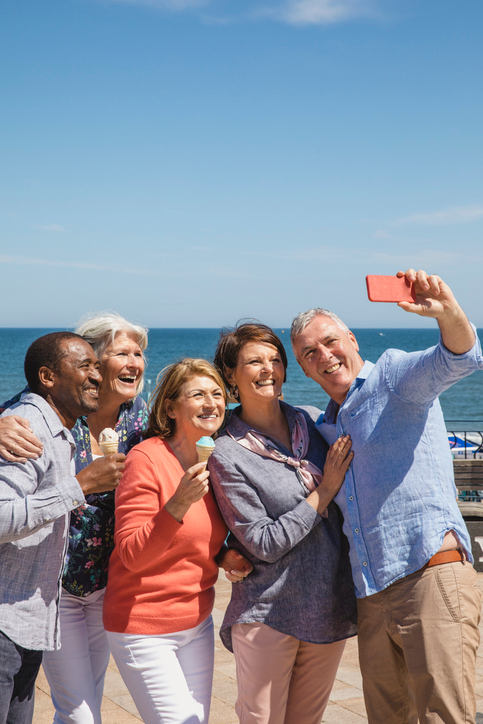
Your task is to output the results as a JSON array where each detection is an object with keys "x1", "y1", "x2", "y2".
[{"x1": 366, "y1": 275, "x2": 416, "y2": 303}]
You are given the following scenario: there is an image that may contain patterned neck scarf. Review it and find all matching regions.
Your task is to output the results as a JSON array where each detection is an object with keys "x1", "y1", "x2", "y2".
[{"x1": 227, "y1": 410, "x2": 327, "y2": 517}]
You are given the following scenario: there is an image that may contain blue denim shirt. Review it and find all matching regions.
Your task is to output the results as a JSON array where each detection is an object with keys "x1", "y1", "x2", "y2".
[{"x1": 316, "y1": 331, "x2": 483, "y2": 599}]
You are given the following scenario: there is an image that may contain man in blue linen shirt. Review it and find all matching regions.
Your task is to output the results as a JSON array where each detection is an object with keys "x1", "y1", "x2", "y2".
[
  {"x1": 291, "y1": 269, "x2": 483, "y2": 724},
  {"x1": 0, "y1": 332, "x2": 124, "y2": 724}
]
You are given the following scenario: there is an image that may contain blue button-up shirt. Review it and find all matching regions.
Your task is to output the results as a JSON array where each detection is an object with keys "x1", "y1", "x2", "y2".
[{"x1": 316, "y1": 331, "x2": 483, "y2": 599}]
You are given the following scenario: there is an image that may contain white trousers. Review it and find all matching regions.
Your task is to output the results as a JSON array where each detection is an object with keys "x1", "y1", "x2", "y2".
[
  {"x1": 106, "y1": 616, "x2": 214, "y2": 724},
  {"x1": 42, "y1": 588, "x2": 110, "y2": 724}
]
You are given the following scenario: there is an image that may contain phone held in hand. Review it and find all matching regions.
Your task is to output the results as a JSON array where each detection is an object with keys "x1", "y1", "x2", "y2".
[{"x1": 366, "y1": 275, "x2": 416, "y2": 303}]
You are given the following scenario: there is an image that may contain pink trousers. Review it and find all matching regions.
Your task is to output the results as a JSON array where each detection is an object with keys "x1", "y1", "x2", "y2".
[{"x1": 231, "y1": 622, "x2": 347, "y2": 724}]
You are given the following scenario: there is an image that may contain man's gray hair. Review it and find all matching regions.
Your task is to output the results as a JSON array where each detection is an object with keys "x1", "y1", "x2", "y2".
[
  {"x1": 290, "y1": 308, "x2": 349, "y2": 346},
  {"x1": 75, "y1": 311, "x2": 148, "y2": 394}
]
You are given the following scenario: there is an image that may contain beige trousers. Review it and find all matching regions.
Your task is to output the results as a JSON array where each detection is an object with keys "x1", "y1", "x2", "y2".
[
  {"x1": 231, "y1": 622, "x2": 347, "y2": 724},
  {"x1": 357, "y1": 561, "x2": 481, "y2": 724}
]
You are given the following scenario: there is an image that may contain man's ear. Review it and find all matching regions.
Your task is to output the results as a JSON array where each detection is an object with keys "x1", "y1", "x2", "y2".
[
  {"x1": 348, "y1": 330, "x2": 359, "y2": 352},
  {"x1": 38, "y1": 366, "x2": 56, "y2": 389}
]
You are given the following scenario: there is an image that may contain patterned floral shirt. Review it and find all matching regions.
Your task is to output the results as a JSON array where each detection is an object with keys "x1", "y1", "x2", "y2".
[{"x1": 1, "y1": 390, "x2": 148, "y2": 597}]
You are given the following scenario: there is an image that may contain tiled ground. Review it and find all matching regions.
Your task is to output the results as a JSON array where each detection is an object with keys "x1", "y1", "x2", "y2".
[{"x1": 34, "y1": 571, "x2": 483, "y2": 723}]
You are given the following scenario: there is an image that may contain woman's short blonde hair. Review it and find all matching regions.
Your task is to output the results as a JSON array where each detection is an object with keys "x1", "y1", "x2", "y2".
[
  {"x1": 146, "y1": 358, "x2": 227, "y2": 440},
  {"x1": 75, "y1": 311, "x2": 148, "y2": 395}
]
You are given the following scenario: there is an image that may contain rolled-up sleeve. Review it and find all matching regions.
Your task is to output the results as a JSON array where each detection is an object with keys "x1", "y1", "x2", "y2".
[{"x1": 387, "y1": 325, "x2": 483, "y2": 407}]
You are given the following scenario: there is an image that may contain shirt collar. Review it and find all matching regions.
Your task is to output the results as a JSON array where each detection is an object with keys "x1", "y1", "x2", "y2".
[
  {"x1": 323, "y1": 360, "x2": 375, "y2": 423},
  {"x1": 353, "y1": 360, "x2": 375, "y2": 383},
  {"x1": 225, "y1": 400, "x2": 298, "y2": 441}
]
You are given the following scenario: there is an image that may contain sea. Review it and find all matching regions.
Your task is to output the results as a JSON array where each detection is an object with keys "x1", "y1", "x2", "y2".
[{"x1": 1, "y1": 327, "x2": 483, "y2": 433}]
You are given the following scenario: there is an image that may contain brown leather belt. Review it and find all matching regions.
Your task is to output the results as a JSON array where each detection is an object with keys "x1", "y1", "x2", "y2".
[{"x1": 426, "y1": 549, "x2": 465, "y2": 568}]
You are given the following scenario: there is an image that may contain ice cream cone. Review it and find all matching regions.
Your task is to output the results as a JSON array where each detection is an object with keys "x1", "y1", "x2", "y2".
[
  {"x1": 99, "y1": 428, "x2": 119, "y2": 456},
  {"x1": 196, "y1": 437, "x2": 215, "y2": 465},
  {"x1": 99, "y1": 441, "x2": 119, "y2": 455}
]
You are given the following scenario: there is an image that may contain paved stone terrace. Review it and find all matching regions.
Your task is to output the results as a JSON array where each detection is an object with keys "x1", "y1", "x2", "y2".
[{"x1": 34, "y1": 571, "x2": 483, "y2": 724}]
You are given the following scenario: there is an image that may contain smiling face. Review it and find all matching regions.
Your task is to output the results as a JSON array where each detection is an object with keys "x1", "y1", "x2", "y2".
[
  {"x1": 48, "y1": 339, "x2": 102, "y2": 427},
  {"x1": 99, "y1": 331, "x2": 145, "y2": 405},
  {"x1": 229, "y1": 342, "x2": 285, "y2": 407},
  {"x1": 292, "y1": 315, "x2": 363, "y2": 405},
  {"x1": 169, "y1": 375, "x2": 226, "y2": 441}
]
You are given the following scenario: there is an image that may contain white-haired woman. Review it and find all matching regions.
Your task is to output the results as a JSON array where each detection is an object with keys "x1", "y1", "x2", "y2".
[{"x1": 0, "y1": 312, "x2": 149, "y2": 724}]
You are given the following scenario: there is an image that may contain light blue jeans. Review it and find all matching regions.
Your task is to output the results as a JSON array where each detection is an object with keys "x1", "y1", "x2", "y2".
[{"x1": 106, "y1": 616, "x2": 214, "y2": 724}]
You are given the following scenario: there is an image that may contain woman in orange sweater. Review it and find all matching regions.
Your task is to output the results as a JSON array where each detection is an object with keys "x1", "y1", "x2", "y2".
[{"x1": 103, "y1": 358, "x2": 251, "y2": 724}]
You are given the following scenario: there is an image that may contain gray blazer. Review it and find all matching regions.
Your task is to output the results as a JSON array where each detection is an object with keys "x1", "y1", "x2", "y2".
[{"x1": 208, "y1": 401, "x2": 357, "y2": 651}]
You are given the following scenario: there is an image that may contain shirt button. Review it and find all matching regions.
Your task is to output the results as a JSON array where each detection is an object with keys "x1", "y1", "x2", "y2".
[
  {"x1": 349, "y1": 496, "x2": 354, "y2": 501},
  {"x1": 73, "y1": 500, "x2": 79, "y2": 506},
  {"x1": 363, "y1": 561, "x2": 368, "y2": 566},
  {"x1": 355, "y1": 528, "x2": 359, "y2": 533}
]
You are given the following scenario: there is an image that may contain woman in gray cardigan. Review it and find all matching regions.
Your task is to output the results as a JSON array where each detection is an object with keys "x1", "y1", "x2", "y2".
[{"x1": 209, "y1": 323, "x2": 357, "y2": 724}]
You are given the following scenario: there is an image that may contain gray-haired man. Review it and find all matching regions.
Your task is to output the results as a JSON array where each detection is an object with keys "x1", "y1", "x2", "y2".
[{"x1": 291, "y1": 269, "x2": 483, "y2": 724}]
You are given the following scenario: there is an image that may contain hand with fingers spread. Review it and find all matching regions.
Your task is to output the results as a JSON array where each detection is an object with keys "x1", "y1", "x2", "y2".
[
  {"x1": 0, "y1": 416, "x2": 43, "y2": 463},
  {"x1": 164, "y1": 461, "x2": 211, "y2": 523},
  {"x1": 307, "y1": 435, "x2": 353, "y2": 515}
]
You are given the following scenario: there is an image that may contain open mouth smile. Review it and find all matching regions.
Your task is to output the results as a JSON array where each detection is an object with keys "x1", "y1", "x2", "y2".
[
  {"x1": 325, "y1": 364, "x2": 341, "y2": 374},
  {"x1": 256, "y1": 379, "x2": 275, "y2": 386}
]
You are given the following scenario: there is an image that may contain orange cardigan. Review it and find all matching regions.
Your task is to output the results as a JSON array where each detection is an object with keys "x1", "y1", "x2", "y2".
[{"x1": 103, "y1": 437, "x2": 228, "y2": 635}]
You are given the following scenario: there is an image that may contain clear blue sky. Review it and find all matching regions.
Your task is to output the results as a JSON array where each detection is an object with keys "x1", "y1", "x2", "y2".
[{"x1": 1, "y1": 0, "x2": 482, "y2": 329}]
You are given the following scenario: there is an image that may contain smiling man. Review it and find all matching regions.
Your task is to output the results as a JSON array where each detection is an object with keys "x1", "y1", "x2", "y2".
[
  {"x1": 0, "y1": 332, "x2": 120, "y2": 724},
  {"x1": 291, "y1": 269, "x2": 483, "y2": 724}
]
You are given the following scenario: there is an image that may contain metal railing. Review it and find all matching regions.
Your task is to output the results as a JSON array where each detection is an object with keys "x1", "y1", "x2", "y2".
[
  {"x1": 446, "y1": 422, "x2": 483, "y2": 502},
  {"x1": 445, "y1": 422, "x2": 483, "y2": 461}
]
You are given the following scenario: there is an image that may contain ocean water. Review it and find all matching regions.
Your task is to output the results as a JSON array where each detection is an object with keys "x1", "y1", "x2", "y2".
[{"x1": 1, "y1": 327, "x2": 483, "y2": 429}]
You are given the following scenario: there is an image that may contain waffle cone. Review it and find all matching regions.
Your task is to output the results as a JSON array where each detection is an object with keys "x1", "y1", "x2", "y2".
[
  {"x1": 197, "y1": 447, "x2": 214, "y2": 464},
  {"x1": 99, "y1": 441, "x2": 119, "y2": 455}
]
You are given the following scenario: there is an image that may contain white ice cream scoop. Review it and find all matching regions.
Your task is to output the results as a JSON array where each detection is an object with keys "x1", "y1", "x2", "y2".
[{"x1": 98, "y1": 428, "x2": 119, "y2": 455}]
